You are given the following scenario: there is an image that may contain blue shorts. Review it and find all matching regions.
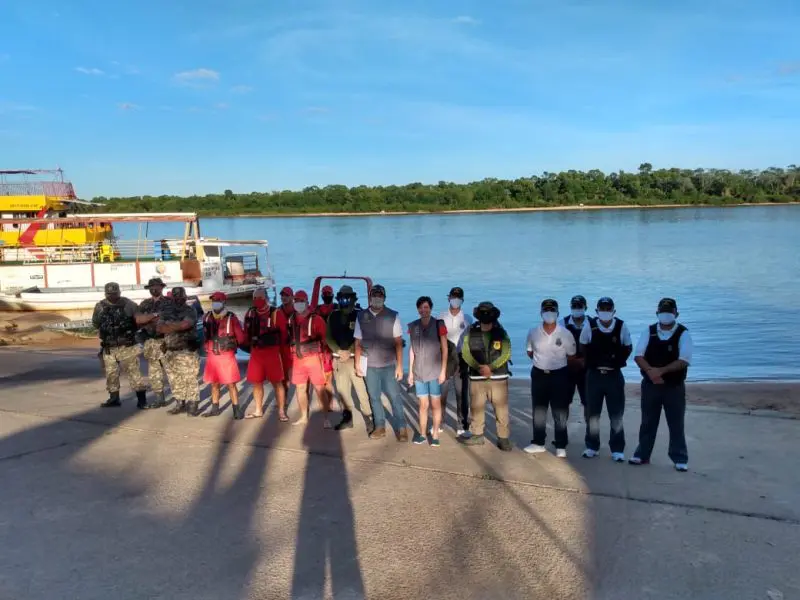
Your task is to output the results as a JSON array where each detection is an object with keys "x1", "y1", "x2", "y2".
[{"x1": 414, "y1": 379, "x2": 442, "y2": 397}]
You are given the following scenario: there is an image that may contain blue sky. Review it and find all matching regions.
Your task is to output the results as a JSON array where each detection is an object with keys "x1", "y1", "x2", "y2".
[{"x1": 0, "y1": 0, "x2": 798, "y2": 198}]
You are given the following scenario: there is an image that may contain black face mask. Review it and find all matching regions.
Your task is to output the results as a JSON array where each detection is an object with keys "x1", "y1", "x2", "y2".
[
  {"x1": 173, "y1": 296, "x2": 187, "y2": 306},
  {"x1": 338, "y1": 296, "x2": 354, "y2": 309},
  {"x1": 477, "y1": 312, "x2": 494, "y2": 325},
  {"x1": 322, "y1": 295, "x2": 334, "y2": 305},
  {"x1": 105, "y1": 293, "x2": 121, "y2": 304},
  {"x1": 150, "y1": 288, "x2": 163, "y2": 298}
]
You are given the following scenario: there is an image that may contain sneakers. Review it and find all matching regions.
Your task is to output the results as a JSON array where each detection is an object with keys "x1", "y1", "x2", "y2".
[
  {"x1": 523, "y1": 444, "x2": 547, "y2": 454},
  {"x1": 369, "y1": 426, "x2": 386, "y2": 440},
  {"x1": 412, "y1": 433, "x2": 426, "y2": 445},
  {"x1": 456, "y1": 429, "x2": 471, "y2": 438},
  {"x1": 628, "y1": 456, "x2": 649, "y2": 465},
  {"x1": 396, "y1": 428, "x2": 409, "y2": 443},
  {"x1": 611, "y1": 452, "x2": 625, "y2": 463},
  {"x1": 582, "y1": 448, "x2": 599, "y2": 459},
  {"x1": 674, "y1": 463, "x2": 689, "y2": 472},
  {"x1": 497, "y1": 438, "x2": 513, "y2": 452},
  {"x1": 555, "y1": 448, "x2": 568, "y2": 459},
  {"x1": 430, "y1": 438, "x2": 440, "y2": 448}
]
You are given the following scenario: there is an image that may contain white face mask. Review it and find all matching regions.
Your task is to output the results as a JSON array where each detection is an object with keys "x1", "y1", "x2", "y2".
[
  {"x1": 211, "y1": 302, "x2": 224, "y2": 313},
  {"x1": 597, "y1": 311, "x2": 614, "y2": 322},
  {"x1": 571, "y1": 309, "x2": 585, "y2": 319},
  {"x1": 542, "y1": 311, "x2": 558, "y2": 325},
  {"x1": 449, "y1": 298, "x2": 463, "y2": 309},
  {"x1": 370, "y1": 297, "x2": 385, "y2": 310},
  {"x1": 658, "y1": 312, "x2": 676, "y2": 326},
  {"x1": 294, "y1": 302, "x2": 307, "y2": 313}
]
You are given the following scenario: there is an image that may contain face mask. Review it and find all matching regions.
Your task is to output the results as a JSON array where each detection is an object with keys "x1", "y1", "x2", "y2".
[
  {"x1": 106, "y1": 294, "x2": 121, "y2": 304},
  {"x1": 449, "y1": 298, "x2": 463, "y2": 309},
  {"x1": 173, "y1": 297, "x2": 186, "y2": 306},
  {"x1": 477, "y1": 312, "x2": 494, "y2": 325},
  {"x1": 571, "y1": 309, "x2": 585, "y2": 319},
  {"x1": 597, "y1": 311, "x2": 614, "y2": 322},
  {"x1": 253, "y1": 297, "x2": 267, "y2": 309},
  {"x1": 339, "y1": 297, "x2": 353, "y2": 309},
  {"x1": 150, "y1": 288, "x2": 162, "y2": 298},
  {"x1": 212, "y1": 302, "x2": 224, "y2": 313},
  {"x1": 322, "y1": 295, "x2": 333, "y2": 305},
  {"x1": 294, "y1": 302, "x2": 307, "y2": 313},
  {"x1": 370, "y1": 297, "x2": 384, "y2": 310},
  {"x1": 658, "y1": 312, "x2": 676, "y2": 326},
  {"x1": 542, "y1": 311, "x2": 558, "y2": 325}
]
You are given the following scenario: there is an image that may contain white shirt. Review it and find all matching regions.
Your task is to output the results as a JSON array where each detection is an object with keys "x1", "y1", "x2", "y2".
[
  {"x1": 353, "y1": 308, "x2": 403, "y2": 340},
  {"x1": 634, "y1": 323, "x2": 693, "y2": 365},
  {"x1": 578, "y1": 317, "x2": 633, "y2": 346},
  {"x1": 526, "y1": 323, "x2": 576, "y2": 371},
  {"x1": 439, "y1": 308, "x2": 474, "y2": 351}
]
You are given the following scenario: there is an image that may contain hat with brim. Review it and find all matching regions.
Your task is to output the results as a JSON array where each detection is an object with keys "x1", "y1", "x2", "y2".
[{"x1": 145, "y1": 277, "x2": 165, "y2": 289}]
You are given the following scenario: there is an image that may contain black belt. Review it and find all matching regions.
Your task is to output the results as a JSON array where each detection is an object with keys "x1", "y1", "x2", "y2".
[
  {"x1": 592, "y1": 367, "x2": 618, "y2": 374},
  {"x1": 532, "y1": 366, "x2": 566, "y2": 375}
]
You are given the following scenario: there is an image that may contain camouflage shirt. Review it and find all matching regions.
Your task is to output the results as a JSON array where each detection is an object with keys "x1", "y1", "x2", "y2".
[
  {"x1": 159, "y1": 303, "x2": 200, "y2": 352},
  {"x1": 92, "y1": 298, "x2": 139, "y2": 348},
  {"x1": 137, "y1": 296, "x2": 174, "y2": 338}
]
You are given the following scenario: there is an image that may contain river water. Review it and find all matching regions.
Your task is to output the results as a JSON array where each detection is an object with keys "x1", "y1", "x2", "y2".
[{"x1": 118, "y1": 206, "x2": 800, "y2": 382}]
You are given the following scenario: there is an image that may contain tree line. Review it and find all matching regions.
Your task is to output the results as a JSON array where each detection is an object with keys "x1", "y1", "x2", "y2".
[{"x1": 88, "y1": 164, "x2": 800, "y2": 216}]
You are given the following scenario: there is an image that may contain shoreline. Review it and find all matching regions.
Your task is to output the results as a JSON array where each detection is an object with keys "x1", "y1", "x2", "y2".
[{"x1": 226, "y1": 201, "x2": 800, "y2": 219}]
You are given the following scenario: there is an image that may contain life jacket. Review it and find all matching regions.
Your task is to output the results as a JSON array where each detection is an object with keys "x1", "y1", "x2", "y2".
[
  {"x1": 202, "y1": 312, "x2": 238, "y2": 355},
  {"x1": 466, "y1": 322, "x2": 509, "y2": 379},
  {"x1": 244, "y1": 306, "x2": 282, "y2": 348},
  {"x1": 289, "y1": 313, "x2": 322, "y2": 358},
  {"x1": 316, "y1": 303, "x2": 336, "y2": 319},
  {"x1": 642, "y1": 323, "x2": 688, "y2": 385},
  {"x1": 98, "y1": 301, "x2": 137, "y2": 349},
  {"x1": 584, "y1": 317, "x2": 631, "y2": 369},
  {"x1": 327, "y1": 309, "x2": 358, "y2": 353}
]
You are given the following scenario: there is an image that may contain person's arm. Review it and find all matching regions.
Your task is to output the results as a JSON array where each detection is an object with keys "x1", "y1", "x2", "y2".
[
  {"x1": 353, "y1": 316, "x2": 364, "y2": 376},
  {"x1": 232, "y1": 314, "x2": 246, "y2": 345},
  {"x1": 91, "y1": 302, "x2": 103, "y2": 329},
  {"x1": 461, "y1": 337, "x2": 479, "y2": 370},
  {"x1": 526, "y1": 329, "x2": 534, "y2": 359},
  {"x1": 407, "y1": 340, "x2": 415, "y2": 385},
  {"x1": 438, "y1": 320, "x2": 448, "y2": 384},
  {"x1": 489, "y1": 332, "x2": 512, "y2": 371},
  {"x1": 313, "y1": 315, "x2": 327, "y2": 341},
  {"x1": 633, "y1": 328, "x2": 663, "y2": 383},
  {"x1": 326, "y1": 317, "x2": 341, "y2": 353},
  {"x1": 135, "y1": 301, "x2": 157, "y2": 326},
  {"x1": 620, "y1": 322, "x2": 634, "y2": 363},
  {"x1": 564, "y1": 329, "x2": 577, "y2": 358},
  {"x1": 657, "y1": 329, "x2": 692, "y2": 375},
  {"x1": 393, "y1": 315, "x2": 403, "y2": 380}
]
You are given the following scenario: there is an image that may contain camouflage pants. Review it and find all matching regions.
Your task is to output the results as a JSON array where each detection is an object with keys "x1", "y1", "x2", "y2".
[
  {"x1": 142, "y1": 338, "x2": 168, "y2": 393},
  {"x1": 164, "y1": 350, "x2": 200, "y2": 402},
  {"x1": 103, "y1": 344, "x2": 145, "y2": 393}
]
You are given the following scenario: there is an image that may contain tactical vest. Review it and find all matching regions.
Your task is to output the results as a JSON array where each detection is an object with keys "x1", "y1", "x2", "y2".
[
  {"x1": 642, "y1": 323, "x2": 688, "y2": 385},
  {"x1": 245, "y1": 307, "x2": 281, "y2": 348},
  {"x1": 562, "y1": 315, "x2": 585, "y2": 358},
  {"x1": 356, "y1": 307, "x2": 399, "y2": 368},
  {"x1": 466, "y1": 323, "x2": 509, "y2": 379},
  {"x1": 289, "y1": 314, "x2": 323, "y2": 358},
  {"x1": 328, "y1": 309, "x2": 358, "y2": 352},
  {"x1": 163, "y1": 304, "x2": 201, "y2": 352},
  {"x1": 98, "y1": 302, "x2": 137, "y2": 349},
  {"x1": 137, "y1": 296, "x2": 172, "y2": 339},
  {"x1": 584, "y1": 317, "x2": 630, "y2": 369},
  {"x1": 202, "y1": 312, "x2": 239, "y2": 355}
]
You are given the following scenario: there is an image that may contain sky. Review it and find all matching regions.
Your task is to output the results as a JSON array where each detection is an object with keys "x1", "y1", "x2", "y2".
[{"x1": 0, "y1": 0, "x2": 798, "y2": 199}]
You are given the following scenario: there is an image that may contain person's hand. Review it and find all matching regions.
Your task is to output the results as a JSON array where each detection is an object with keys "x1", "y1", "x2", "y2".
[
  {"x1": 395, "y1": 364, "x2": 403, "y2": 381},
  {"x1": 647, "y1": 367, "x2": 664, "y2": 384},
  {"x1": 339, "y1": 349, "x2": 351, "y2": 361},
  {"x1": 407, "y1": 373, "x2": 414, "y2": 387},
  {"x1": 574, "y1": 357, "x2": 585, "y2": 370},
  {"x1": 438, "y1": 370, "x2": 446, "y2": 385},
  {"x1": 479, "y1": 365, "x2": 492, "y2": 378},
  {"x1": 355, "y1": 363, "x2": 365, "y2": 378}
]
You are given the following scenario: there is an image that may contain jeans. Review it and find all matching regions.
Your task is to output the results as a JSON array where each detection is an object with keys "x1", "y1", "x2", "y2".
[
  {"x1": 633, "y1": 381, "x2": 688, "y2": 464},
  {"x1": 365, "y1": 365, "x2": 407, "y2": 430},
  {"x1": 531, "y1": 366, "x2": 570, "y2": 449},
  {"x1": 584, "y1": 369, "x2": 626, "y2": 453},
  {"x1": 441, "y1": 357, "x2": 471, "y2": 430}
]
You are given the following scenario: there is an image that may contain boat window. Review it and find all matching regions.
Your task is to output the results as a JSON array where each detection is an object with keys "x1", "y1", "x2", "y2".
[{"x1": 202, "y1": 245, "x2": 220, "y2": 257}]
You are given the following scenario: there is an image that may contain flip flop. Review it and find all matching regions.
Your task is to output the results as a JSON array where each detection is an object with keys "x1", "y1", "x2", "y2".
[
  {"x1": 244, "y1": 413, "x2": 263, "y2": 419},
  {"x1": 278, "y1": 414, "x2": 290, "y2": 422}
]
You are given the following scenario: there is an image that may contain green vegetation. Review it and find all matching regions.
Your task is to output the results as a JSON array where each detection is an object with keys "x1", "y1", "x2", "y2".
[{"x1": 90, "y1": 164, "x2": 800, "y2": 216}]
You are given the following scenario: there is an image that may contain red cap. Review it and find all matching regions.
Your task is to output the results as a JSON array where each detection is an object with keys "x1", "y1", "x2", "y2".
[
  {"x1": 210, "y1": 291, "x2": 227, "y2": 302},
  {"x1": 280, "y1": 286, "x2": 293, "y2": 296},
  {"x1": 322, "y1": 285, "x2": 334, "y2": 295},
  {"x1": 294, "y1": 290, "x2": 308, "y2": 302}
]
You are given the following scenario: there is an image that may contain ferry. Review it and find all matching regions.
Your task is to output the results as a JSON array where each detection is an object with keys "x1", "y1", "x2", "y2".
[{"x1": 0, "y1": 169, "x2": 277, "y2": 314}]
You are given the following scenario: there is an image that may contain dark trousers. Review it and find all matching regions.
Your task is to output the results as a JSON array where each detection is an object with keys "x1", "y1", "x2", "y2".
[
  {"x1": 633, "y1": 380, "x2": 688, "y2": 464},
  {"x1": 441, "y1": 356, "x2": 471, "y2": 430},
  {"x1": 567, "y1": 367, "x2": 587, "y2": 405},
  {"x1": 584, "y1": 369, "x2": 626, "y2": 453},
  {"x1": 531, "y1": 366, "x2": 570, "y2": 449}
]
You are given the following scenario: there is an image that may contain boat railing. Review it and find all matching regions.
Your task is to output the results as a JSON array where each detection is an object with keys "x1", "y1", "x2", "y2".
[{"x1": 1, "y1": 238, "x2": 198, "y2": 265}]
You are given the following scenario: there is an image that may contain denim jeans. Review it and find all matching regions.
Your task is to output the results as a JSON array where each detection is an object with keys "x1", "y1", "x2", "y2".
[{"x1": 365, "y1": 365, "x2": 407, "y2": 430}]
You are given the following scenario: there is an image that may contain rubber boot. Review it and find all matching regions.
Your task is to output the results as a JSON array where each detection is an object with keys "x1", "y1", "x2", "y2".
[
  {"x1": 136, "y1": 390, "x2": 147, "y2": 410},
  {"x1": 168, "y1": 400, "x2": 186, "y2": 415},
  {"x1": 334, "y1": 409, "x2": 353, "y2": 431},
  {"x1": 186, "y1": 401, "x2": 200, "y2": 417},
  {"x1": 232, "y1": 404, "x2": 244, "y2": 420},
  {"x1": 364, "y1": 415, "x2": 375, "y2": 436},
  {"x1": 101, "y1": 391, "x2": 121, "y2": 408},
  {"x1": 147, "y1": 391, "x2": 166, "y2": 409},
  {"x1": 202, "y1": 404, "x2": 222, "y2": 418}
]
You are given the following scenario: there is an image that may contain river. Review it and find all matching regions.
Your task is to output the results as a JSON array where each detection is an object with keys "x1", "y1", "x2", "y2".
[{"x1": 118, "y1": 206, "x2": 800, "y2": 383}]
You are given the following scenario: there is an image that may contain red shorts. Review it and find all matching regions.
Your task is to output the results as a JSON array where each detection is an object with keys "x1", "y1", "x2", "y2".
[
  {"x1": 246, "y1": 346, "x2": 284, "y2": 384},
  {"x1": 203, "y1": 350, "x2": 242, "y2": 385},
  {"x1": 281, "y1": 347, "x2": 293, "y2": 381},
  {"x1": 322, "y1": 350, "x2": 333, "y2": 374},
  {"x1": 290, "y1": 354, "x2": 326, "y2": 387}
]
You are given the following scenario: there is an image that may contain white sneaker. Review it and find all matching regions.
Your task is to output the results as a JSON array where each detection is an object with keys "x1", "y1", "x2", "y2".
[
  {"x1": 674, "y1": 463, "x2": 689, "y2": 472},
  {"x1": 611, "y1": 452, "x2": 625, "y2": 462},
  {"x1": 524, "y1": 443, "x2": 547, "y2": 454},
  {"x1": 582, "y1": 448, "x2": 598, "y2": 458},
  {"x1": 555, "y1": 448, "x2": 568, "y2": 459},
  {"x1": 456, "y1": 428, "x2": 471, "y2": 438}
]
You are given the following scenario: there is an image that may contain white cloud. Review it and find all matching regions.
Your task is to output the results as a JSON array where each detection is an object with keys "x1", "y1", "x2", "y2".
[
  {"x1": 75, "y1": 66, "x2": 105, "y2": 76},
  {"x1": 230, "y1": 84, "x2": 253, "y2": 94},
  {"x1": 118, "y1": 102, "x2": 140, "y2": 111},
  {"x1": 214, "y1": 102, "x2": 229, "y2": 110},
  {"x1": 173, "y1": 68, "x2": 220, "y2": 85},
  {"x1": 452, "y1": 15, "x2": 479, "y2": 25}
]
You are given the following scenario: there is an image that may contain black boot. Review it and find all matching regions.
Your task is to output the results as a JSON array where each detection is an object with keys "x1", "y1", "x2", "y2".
[
  {"x1": 168, "y1": 400, "x2": 186, "y2": 415},
  {"x1": 185, "y1": 401, "x2": 200, "y2": 416},
  {"x1": 147, "y1": 391, "x2": 166, "y2": 409},
  {"x1": 364, "y1": 414, "x2": 375, "y2": 436},
  {"x1": 232, "y1": 404, "x2": 244, "y2": 420},
  {"x1": 101, "y1": 391, "x2": 121, "y2": 408},
  {"x1": 202, "y1": 404, "x2": 222, "y2": 418},
  {"x1": 335, "y1": 409, "x2": 353, "y2": 431},
  {"x1": 136, "y1": 390, "x2": 147, "y2": 410}
]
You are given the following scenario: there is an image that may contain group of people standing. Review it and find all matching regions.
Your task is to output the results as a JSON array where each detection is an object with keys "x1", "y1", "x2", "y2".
[{"x1": 91, "y1": 278, "x2": 692, "y2": 470}]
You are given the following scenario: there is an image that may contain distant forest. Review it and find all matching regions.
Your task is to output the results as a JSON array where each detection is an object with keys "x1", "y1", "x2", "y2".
[{"x1": 89, "y1": 164, "x2": 800, "y2": 216}]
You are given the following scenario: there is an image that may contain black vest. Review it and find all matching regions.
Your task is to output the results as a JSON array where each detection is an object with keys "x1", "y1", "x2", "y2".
[
  {"x1": 202, "y1": 312, "x2": 238, "y2": 354},
  {"x1": 563, "y1": 315, "x2": 586, "y2": 358},
  {"x1": 327, "y1": 309, "x2": 358, "y2": 351},
  {"x1": 584, "y1": 317, "x2": 631, "y2": 369},
  {"x1": 98, "y1": 302, "x2": 137, "y2": 349},
  {"x1": 642, "y1": 324, "x2": 688, "y2": 385},
  {"x1": 245, "y1": 307, "x2": 282, "y2": 347},
  {"x1": 466, "y1": 323, "x2": 509, "y2": 378}
]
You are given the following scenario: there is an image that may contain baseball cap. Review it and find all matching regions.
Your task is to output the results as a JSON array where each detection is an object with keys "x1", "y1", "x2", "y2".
[
  {"x1": 570, "y1": 295, "x2": 587, "y2": 308},
  {"x1": 280, "y1": 286, "x2": 293, "y2": 296},
  {"x1": 321, "y1": 285, "x2": 334, "y2": 295},
  {"x1": 294, "y1": 290, "x2": 309, "y2": 302},
  {"x1": 145, "y1": 277, "x2": 165, "y2": 289},
  {"x1": 597, "y1": 296, "x2": 615, "y2": 310},
  {"x1": 209, "y1": 291, "x2": 227, "y2": 302},
  {"x1": 657, "y1": 297, "x2": 677, "y2": 312},
  {"x1": 541, "y1": 298, "x2": 558, "y2": 312},
  {"x1": 370, "y1": 284, "x2": 386, "y2": 297},
  {"x1": 104, "y1": 282, "x2": 120, "y2": 294},
  {"x1": 448, "y1": 286, "x2": 464, "y2": 299}
]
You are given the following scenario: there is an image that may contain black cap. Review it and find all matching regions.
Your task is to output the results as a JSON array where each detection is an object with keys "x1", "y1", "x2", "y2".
[
  {"x1": 473, "y1": 301, "x2": 501, "y2": 320},
  {"x1": 541, "y1": 298, "x2": 558, "y2": 312},
  {"x1": 448, "y1": 286, "x2": 464, "y2": 299},
  {"x1": 658, "y1": 297, "x2": 677, "y2": 312},
  {"x1": 337, "y1": 284, "x2": 355, "y2": 297},
  {"x1": 145, "y1": 277, "x2": 165, "y2": 289},
  {"x1": 597, "y1": 296, "x2": 615, "y2": 310},
  {"x1": 570, "y1": 295, "x2": 587, "y2": 309},
  {"x1": 370, "y1": 284, "x2": 386, "y2": 297},
  {"x1": 104, "y1": 282, "x2": 120, "y2": 294}
]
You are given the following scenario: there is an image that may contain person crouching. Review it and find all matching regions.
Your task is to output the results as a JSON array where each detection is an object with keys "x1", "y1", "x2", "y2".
[
  {"x1": 201, "y1": 292, "x2": 246, "y2": 419},
  {"x1": 288, "y1": 290, "x2": 331, "y2": 427}
]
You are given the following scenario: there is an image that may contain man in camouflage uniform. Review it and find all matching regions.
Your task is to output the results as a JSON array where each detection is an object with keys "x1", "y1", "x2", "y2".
[
  {"x1": 92, "y1": 281, "x2": 147, "y2": 409},
  {"x1": 135, "y1": 277, "x2": 172, "y2": 408},
  {"x1": 157, "y1": 286, "x2": 201, "y2": 415}
]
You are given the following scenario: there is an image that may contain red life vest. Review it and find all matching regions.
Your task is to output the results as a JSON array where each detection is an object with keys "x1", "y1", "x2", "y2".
[
  {"x1": 245, "y1": 307, "x2": 281, "y2": 347},
  {"x1": 316, "y1": 303, "x2": 335, "y2": 319},
  {"x1": 289, "y1": 313, "x2": 322, "y2": 358},
  {"x1": 203, "y1": 312, "x2": 238, "y2": 354}
]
